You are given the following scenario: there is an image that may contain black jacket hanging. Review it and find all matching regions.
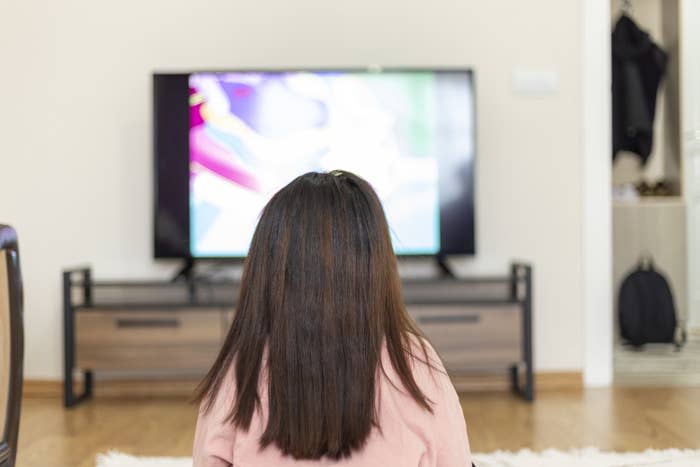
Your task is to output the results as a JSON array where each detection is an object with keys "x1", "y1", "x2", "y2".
[{"x1": 612, "y1": 14, "x2": 667, "y2": 165}]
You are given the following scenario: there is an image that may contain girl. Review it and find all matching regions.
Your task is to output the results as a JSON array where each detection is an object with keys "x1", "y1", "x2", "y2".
[{"x1": 194, "y1": 171, "x2": 472, "y2": 466}]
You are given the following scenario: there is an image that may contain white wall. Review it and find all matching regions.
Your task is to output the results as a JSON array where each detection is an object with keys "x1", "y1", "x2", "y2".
[{"x1": 1, "y1": 0, "x2": 585, "y2": 379}]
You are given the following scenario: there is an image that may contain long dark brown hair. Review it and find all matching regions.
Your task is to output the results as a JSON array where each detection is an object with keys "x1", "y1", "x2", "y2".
[{"x1": 195, "y1": 170, "x2": 434, "y2": 460}]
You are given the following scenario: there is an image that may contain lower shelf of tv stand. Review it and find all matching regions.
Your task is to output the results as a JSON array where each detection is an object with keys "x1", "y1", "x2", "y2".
[
  {"x1": 66, "y1": 303, "x2": 529, "y2": 405},
  {"x1": 74, "y1": 308, "x2": 230, "y2": 371},
  {"x1": 409, "y1": 304, "x2": 522, "y2": 370}
]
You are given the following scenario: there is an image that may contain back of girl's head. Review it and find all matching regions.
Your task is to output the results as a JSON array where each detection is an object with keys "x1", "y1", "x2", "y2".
[{"x1": 196, "y1": 170, "x2": 432, "y2": 460}]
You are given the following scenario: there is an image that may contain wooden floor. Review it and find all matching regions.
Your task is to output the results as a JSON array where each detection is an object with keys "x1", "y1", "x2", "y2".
[{"x1": 16, "y1": 387, "x2": 700, "y2": 467}]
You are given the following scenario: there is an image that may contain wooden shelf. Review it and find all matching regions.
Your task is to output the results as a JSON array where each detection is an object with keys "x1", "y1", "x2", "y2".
[{"x1": 613, "y1": 196, "x2": 685, "y2": 207}]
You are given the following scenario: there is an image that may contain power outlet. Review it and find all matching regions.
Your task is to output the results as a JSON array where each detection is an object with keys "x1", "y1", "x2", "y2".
[{"x1": 512, "y1": 69, "x2": 559, "y2": 96}]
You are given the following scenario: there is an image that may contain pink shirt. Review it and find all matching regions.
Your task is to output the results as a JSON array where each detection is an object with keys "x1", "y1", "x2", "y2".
[{"x1": 193, "y1": 341, "x2": 471, "y2": 467}]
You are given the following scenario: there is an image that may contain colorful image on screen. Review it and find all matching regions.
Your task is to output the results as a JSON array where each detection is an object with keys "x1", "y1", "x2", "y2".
[{"x1": 189, "y1": 71, "x2": 468, "y2": 257}]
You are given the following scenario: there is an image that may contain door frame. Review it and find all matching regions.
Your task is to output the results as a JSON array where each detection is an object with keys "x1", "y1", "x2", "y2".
[{"x1": 582, "y1": 0, "x2": 613, "y2": 386}]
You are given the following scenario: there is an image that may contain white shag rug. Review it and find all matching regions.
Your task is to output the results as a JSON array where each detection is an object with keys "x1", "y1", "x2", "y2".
[{"x1": 96, "y1": 448, "x2": 700, "y2": 466}]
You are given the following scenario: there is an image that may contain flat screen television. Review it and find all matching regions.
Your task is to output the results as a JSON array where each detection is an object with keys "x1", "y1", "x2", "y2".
[{"x1": 153, "y1": 69, "x2": 475, "y2": 259}]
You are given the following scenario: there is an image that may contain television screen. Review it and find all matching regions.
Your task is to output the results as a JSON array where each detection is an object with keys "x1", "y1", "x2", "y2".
[{"x1": 154, "y1": 69, "x2": 475, "y2": 259}]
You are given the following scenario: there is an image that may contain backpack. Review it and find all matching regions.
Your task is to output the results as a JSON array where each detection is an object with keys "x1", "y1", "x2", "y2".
[{"x1": 618, "y1": 258, "x2": 685, "y2": 348}]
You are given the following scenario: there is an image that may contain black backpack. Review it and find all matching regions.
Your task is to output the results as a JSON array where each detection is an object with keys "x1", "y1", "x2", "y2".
[{"x1": 618, "y1": 259, "x2": 685, "y2": 347}]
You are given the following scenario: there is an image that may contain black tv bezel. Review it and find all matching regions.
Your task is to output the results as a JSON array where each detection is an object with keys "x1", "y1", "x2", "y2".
[{"x1": 153, "y1": 67, "x2": 476, "y2": 261}]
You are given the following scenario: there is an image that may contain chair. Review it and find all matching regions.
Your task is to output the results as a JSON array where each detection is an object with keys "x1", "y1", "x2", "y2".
[{"x1": 0, "y1": 225, "x2": 23, "y2": 467}]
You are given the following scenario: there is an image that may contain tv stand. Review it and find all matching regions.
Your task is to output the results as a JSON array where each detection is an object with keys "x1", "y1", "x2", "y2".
[{"x1": 62, "y1": 262, "x2": 533, "y2": 407}]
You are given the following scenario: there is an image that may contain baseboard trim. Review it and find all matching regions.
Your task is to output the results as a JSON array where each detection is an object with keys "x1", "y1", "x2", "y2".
[
  {"x1": 536, "y1": 371, "x2": 583, "y2": 390},
  {"x1": 23, "y1": 379, "x2": 68, "y2": 398},
  {"x1": 23, "y1": 378, "x2": 199, "y2": 399},
  {"x1": 24, "y1": 371, "x2": 583, "y2": 399},
  {"x1": 451, "y1": 371, "x2": 583, "y2": 393}
]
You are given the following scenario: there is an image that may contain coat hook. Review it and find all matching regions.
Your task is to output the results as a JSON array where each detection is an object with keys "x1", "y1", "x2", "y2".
[{"x1": 622, "y1": 0, "x2": 633, "y2": 15}]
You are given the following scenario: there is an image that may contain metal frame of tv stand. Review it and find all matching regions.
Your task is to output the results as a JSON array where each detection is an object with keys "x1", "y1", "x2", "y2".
[{"x1": 63, "y1": 262, "x2": 533, "y2": 408}]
